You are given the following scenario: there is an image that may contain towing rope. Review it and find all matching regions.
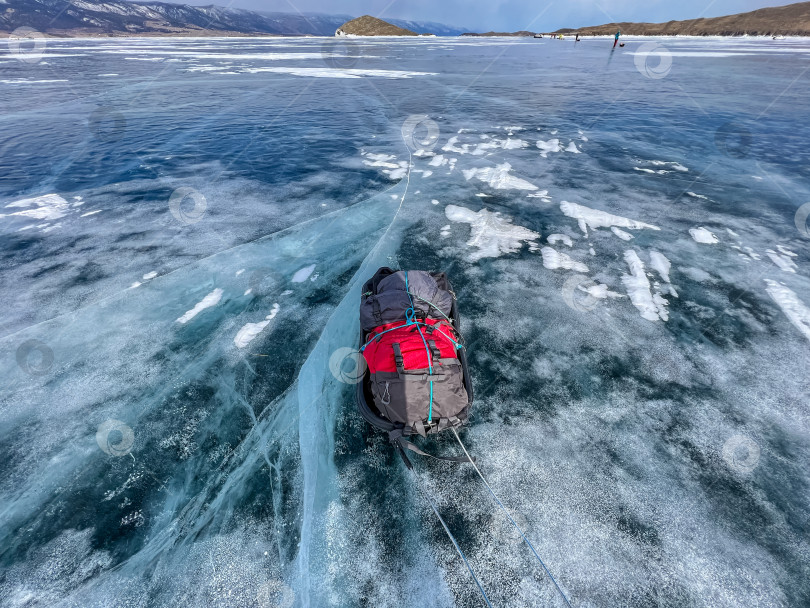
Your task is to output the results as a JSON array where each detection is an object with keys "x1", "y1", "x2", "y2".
[
  {"x1": 410, "y1": 468, "x2": 494, "y2": 608},
  {"x1": 451, "y1": 428, "x2": 573, "y2": 608}
]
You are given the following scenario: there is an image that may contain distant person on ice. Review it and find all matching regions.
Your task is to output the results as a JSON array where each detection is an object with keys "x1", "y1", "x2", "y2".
[{"x1": 613, "y1": 30, "x2": 621, "y2": 48}]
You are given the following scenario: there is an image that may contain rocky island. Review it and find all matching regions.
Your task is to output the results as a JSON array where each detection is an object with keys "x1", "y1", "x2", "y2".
[{"x1": 335, "y1": 15, "x2": 418, "y2": 36}]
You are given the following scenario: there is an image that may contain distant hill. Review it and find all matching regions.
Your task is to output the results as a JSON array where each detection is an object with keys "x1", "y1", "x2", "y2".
[
  {"x1": 461, "y1": 31, "x2": 538, "y2": 37},
  {"x1": 0, "y1": 0, "x2": 463, "y2": 37},
  {"x1": 335, "y1": 15, "x2": 418, "y2": 36},
  {"x1": 556, "y1": 1, "x2": 810, "y2": 36}
]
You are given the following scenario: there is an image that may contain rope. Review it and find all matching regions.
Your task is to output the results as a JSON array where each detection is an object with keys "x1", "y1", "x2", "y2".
[
  {"x1": 360, "y1": 320, "x2": 462, "y2": 352},
  {"x1": 409, "y1": 468, "x2": 494, "y2": 608},
  {"x1": 451, "y1": 428, "x2": 573, "y2": 608},
  {"x1": 406, "y1": 291, "x2": 456, "y2": 328}
]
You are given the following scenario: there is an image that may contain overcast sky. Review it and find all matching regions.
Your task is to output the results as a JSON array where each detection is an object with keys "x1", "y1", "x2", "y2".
[{"x1": 175, "y1": 0, "x2": 798, "y2": 31}]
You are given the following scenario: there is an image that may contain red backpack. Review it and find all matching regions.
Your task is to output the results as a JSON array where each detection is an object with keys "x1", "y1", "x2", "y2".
[{"x1": 361, "y1": 316, "x2": 469, "y2": 435}]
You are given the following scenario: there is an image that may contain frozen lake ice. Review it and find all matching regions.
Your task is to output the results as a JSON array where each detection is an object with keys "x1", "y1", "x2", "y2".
[{"x1": 1, "y1": 34, "x2": 809, "y2": 607}]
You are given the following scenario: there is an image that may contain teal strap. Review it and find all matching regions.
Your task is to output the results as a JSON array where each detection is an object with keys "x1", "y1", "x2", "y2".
[{"x1": 405, "y1": 271, "x2": 434, "y2": 421}]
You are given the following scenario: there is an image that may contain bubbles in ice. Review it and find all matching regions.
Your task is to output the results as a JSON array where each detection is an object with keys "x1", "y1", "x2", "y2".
[{"x1": 0, "y1": 529, "x2": 113, "y2": 606}]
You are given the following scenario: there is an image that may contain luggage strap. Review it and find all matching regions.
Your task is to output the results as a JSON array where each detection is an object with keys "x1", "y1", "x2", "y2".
[
  {"x1": 392, "y1": 343, "x2": 405, "y2": 375},
  {"x1": 389, "y1": 430, "x2": 474, "y2": 469}
]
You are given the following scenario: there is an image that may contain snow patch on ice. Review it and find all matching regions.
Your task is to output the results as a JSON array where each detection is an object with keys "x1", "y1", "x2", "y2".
[
  {"x1": 547, "y1": 233, "x2": 573, "y2": 247},
  {"x1": 292, "y1": 264, "x2": 316, "y2": 283},
  {"x1": 764, "y1": 280, "x2": 810, "y2": 341},
  {"x1": 611, "y1": 227, "x2": 634, "y2": 241},
  {"x1": 237, "y1": 66, "x2": 437, "y2": 79},
  {"x1": 536, "y1": 139, "x2": 562, "y2": 158},
  {"x1": 526, "y1": 189, "x2": 549, "y2": 199},
  {"x1": 584, "y1": 283, "x2": 624, "y2": 299},
  {"x1": 176, "y1": 288, "x2": 224, "y2": 324},
  {"x1": 765, "y1": 250, "x2": 798, "y2": 273},
  {"x1": 622, "y1": 251, "x2": 668, "y2": 321},
  {"x1": 445, "y1": 204, "x2": 540, "y2": 261},
  {"x1": 560, "y1": 201, "x2": 660, "y2": 236},
  {"x1": 649, "y1": 250, "x2": 672, "y2": 283},
  {"x1": 234, "y1": 303, "x2": 280, "y2": 348},
  {"x1": 648, "y1": 160, "x2": 688, "y2": 172},
  {"x1": 2, "y1": 193, "x2": 70, "y2": 221},
  {"x1": 689, "y1": 227, "x2": 719, "y2": 244},
  {"x1": 442, "y1": 136, "x2": 471, "y2": 154},
  {"x1": 541, "y1": 247, "x2": 589, "y2": 272},
  {"x1": 462, "y1": 162, "x2": 537, "y2": 190}
]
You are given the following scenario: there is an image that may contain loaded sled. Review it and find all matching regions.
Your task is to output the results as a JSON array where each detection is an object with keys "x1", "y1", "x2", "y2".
[{"x1": 356, "y1": 267, "x2": 474, "y2": 467}]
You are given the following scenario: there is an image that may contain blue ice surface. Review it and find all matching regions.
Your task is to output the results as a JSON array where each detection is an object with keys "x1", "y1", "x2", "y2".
[{"x1": 1, "y1": 35, "x2": 809, "y2": 607}]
